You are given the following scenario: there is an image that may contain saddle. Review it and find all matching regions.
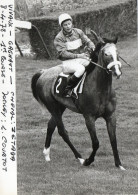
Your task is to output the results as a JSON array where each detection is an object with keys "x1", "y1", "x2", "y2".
[{"x1": 54, "y1": 72, "x2": 86, "y2": 99}]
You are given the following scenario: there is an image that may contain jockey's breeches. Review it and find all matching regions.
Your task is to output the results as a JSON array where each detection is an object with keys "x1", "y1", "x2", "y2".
[{"x1": 62, "y1": 58, "x2": 90, "y2": 77}]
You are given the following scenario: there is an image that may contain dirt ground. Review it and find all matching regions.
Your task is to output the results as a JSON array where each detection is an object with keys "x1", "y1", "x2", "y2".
[{"x1": 16, "y1": 34, "x2": 138, "y2": 195}]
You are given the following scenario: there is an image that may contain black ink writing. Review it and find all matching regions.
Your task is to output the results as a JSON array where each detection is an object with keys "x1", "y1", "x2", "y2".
[
  {"x1": 0, "y1": 13, "x2": 6, "y2": 33},
  {"x1": 10, "y1": 92, "x2": 15, "y2": 121},
  {"x1": 10, "y1": 76, "x2": 12, "y2": 84},
  {"x1": 1, "y1": 41, "x2": 7, "y2": 53},
  {"x1": 2, "y1": 136, "x2": 7, "y2": 172},
  {"x1": 10, "y1": 133, "x2": 16, "y2": 161},
  {"x1": 8, "y1": 41, "x2": 14, "y2": 72},
  {"x1": 1, "y1": 125, "x2": 7, "y2": 131},
  {"x1": 1, "y1": 91, "x2": 9, "y2": 117},
  {"x1": 12, "y1": 126, "x2": 16, "y2": 133},
  {"x1": 1, "y1": 56, "x2": 6, "y2": 81},
  {"x1": 8, "y1": 5, "x2": 13, "y2": 28},
  {"x1": 0, "y1": 5, "x2": 7, "y2": 9},
  {"x1": 0, "y1": 1, "x2": 16, "y2": 174},
  {"x1": 0, "y1": 13, "x2": 6, "y2": 20}
]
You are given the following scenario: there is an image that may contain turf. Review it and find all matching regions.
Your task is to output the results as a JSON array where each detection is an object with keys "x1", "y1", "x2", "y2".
[{"x1": 16, "y1": 35, "x2": 138, "y2": 195}]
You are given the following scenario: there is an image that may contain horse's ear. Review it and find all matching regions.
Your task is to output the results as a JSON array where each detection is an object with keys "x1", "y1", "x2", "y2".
[
  {"x1": 113, "y1": 37, "x2": 118, "y2": 44},
  {"x1": 90, "y1": 30, "x2": 105, "y2": 43},
  {"x1": 102, "y1": 38, "x2": 108, "y2": 43},
  {"x1": 103, "y1": 37, "x2": 118, "y2": 44}
]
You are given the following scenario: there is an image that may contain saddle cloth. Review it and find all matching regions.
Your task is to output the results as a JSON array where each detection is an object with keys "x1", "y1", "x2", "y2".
[{"x1": 54, "y1": 72, "x2": 86, "y2": 99}]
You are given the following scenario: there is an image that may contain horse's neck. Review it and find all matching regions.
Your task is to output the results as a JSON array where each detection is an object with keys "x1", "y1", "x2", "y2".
[{"x1": 88, "y1": 64, "x2": 112, "y2": 93}]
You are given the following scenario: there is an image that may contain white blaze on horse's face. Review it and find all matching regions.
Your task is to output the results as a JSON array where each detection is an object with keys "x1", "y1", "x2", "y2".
[{"x1": 103, "y1": 43, "x2": 122, "y2": 78}]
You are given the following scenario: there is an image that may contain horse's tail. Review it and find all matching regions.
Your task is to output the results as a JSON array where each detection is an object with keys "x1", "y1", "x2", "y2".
[{"x1": 31, "y1": 70, "x2": 43, "y2": 101}]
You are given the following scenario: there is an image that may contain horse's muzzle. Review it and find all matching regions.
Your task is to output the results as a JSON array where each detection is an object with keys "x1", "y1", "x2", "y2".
[
  {"x1": 113, "y1": 64, "x2": 122, "y2": 79},
  {"x1": 107, "y1": 61, "x2": 122, "y2": 79}
]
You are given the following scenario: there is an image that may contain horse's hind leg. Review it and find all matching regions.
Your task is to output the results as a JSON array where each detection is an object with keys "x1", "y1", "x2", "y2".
[
  {"x1": 83, "y1": 114, "x2": 99, "y2": 166},
  {"x1": 43, "y1": 116, "x2": 56, "y2": 161},
  {"x1": 43, "y1": 107, "x2": 66, "y2": 162}
]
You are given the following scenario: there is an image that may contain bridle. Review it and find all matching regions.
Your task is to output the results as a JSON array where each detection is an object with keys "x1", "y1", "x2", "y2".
[
  {"x1": 89, "y1": 43, "x2": 120, "y2": 74},
  {"x1": 90, "y1": 30, "x2": 131, "y2": 72}
]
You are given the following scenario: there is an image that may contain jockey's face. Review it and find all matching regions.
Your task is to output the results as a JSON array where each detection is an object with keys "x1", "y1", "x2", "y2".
[{"x1": 62, "y1": 20, "x2": 73, "y2": 33}]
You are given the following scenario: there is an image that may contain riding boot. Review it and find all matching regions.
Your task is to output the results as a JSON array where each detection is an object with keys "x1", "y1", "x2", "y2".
[{"x1": 63, "y1": 74, "x2": 80, "y2": 97}]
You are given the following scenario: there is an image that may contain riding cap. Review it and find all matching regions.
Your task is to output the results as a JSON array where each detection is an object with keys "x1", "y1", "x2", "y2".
[{"x1": 58, "y1": 13, "x2": 72, "y2": 26}]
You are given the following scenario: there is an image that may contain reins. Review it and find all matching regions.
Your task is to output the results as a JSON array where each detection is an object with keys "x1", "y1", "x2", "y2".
[
  {"x1": 119, "y1": 55, "x2": 131, "y2": 67},
  {"x1": 89, "y1": 55, "x2": 131, "y2": 74},
  {"x1": 89, "y1": 60, "x2": 111, "y2": 74},
  {"x1": 89, "y1": 60, "x2": 106, "y2": 71}
]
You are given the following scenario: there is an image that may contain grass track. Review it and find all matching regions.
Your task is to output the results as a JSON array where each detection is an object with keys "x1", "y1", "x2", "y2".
[{"x1": 17, "y1": 35, "x2": 138, "y2": 195}]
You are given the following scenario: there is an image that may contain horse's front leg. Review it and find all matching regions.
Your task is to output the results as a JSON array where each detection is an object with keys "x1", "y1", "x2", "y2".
[
  {"x1": 83, "y1": 114, "x2": 99, "y2": 166},
  {"x1": 104, "y1": 112, "x2": 125, "y2": 170}
]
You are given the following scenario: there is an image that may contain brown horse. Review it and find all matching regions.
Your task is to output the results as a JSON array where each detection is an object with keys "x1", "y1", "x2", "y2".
[{"x1": 31, "y1": 33, "x2": 125, "y2": 170}]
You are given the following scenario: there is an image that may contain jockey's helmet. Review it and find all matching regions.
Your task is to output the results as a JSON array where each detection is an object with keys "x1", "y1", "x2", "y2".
[{"x1": 58, "y1": 13, "x2": 72, "y2": 26}]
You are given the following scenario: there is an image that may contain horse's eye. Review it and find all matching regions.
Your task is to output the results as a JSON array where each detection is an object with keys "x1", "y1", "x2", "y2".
[{"x1": 104, "y1": 53, "x2": 108, "y2": 56}]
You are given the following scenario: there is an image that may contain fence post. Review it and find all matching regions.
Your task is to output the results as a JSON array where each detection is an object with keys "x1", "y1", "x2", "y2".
[{"x1": 15, "y1": 20, "x2": 52, "y2": 59}]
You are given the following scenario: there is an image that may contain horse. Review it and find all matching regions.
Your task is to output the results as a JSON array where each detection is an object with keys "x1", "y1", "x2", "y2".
[{"x1": 31, "y1": 31, "x2": 125, "y2": 170}]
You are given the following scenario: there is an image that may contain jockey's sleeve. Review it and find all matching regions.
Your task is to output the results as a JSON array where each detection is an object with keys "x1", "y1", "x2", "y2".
[
  {"x1": 54, "y1": 37, "x2": 77, "y2": 60},
  {"x1": 79, "y1": 29, "x2": 95, "y2": 50}
]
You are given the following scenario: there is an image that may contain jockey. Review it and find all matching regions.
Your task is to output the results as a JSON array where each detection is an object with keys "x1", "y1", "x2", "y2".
[{"x1": 54, "y1": 13, "x2": 95, "y2": 97}]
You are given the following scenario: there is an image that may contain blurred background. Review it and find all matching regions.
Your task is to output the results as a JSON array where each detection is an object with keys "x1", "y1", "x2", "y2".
[{"x1": 15, "y1": 0, "x2": 101, "y2": 19}]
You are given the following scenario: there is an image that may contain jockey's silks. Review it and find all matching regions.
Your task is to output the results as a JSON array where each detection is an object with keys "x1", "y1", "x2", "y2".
[{"x1": 54, "y1": 28, "x2": 95, "y2": 61}]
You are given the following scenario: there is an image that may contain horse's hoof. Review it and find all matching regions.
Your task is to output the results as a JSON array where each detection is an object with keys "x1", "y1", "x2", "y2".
[
  {"x1": 45, "y1": 156, "x2": 51, "y2": 162},
  {"x1": 119, "y1": 165, "x2": 126, "y2": 171},
  {"x1": 43, "y1": 147, "x2": 51, "y2": 162},
  {"x1": 78, "y1": 158, "x2": 85, "y2": 165},
  {"x1": 83, "y1": 159, "x2": 91, "y2": 166}
]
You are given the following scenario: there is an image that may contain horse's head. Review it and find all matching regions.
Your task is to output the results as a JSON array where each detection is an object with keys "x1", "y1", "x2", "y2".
[
  {"x1": 100, "y1": 40, "x2": 122, "y2": 79},
  {"x1": 90, "y1": 30, "x2": 122, "y2": 79}
]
